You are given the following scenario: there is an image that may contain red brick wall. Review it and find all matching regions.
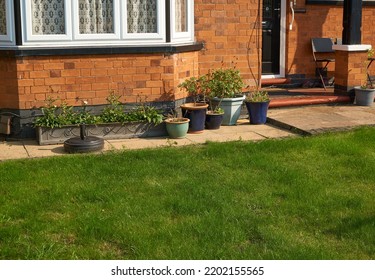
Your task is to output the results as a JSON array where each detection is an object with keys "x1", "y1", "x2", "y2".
[
  {"x1": 335, "y1": 50, "x2": 368, "y2": 90},
  {"x1": 0, "y1": 54, "x2": 19, "y2": 108},
  {"x1": 1, "y1": 0, "x2": 259, "y2": 110},
  {"x1": 195, "y1": 0, "x2": 260, "y2": 88},
  {"x1": 287, "y1": 4, "x2": 375, "y2": 78},
  {"x1": 0, "y1": 52, "x2": 198, "y2": 110},
  {"x1": 2, "y1": 2, "x2": 375, "y2": 110}
]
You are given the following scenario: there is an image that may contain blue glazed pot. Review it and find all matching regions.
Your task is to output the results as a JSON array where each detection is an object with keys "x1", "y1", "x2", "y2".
[
  {"x1": 245, "y1": 101, "x2": 270, "y2": 124},
  {"x1": 181, "y1": 103, "x2": 208, "y2": 133},
  {"x1": 205, "y1": 112, "x2": 224, "y2": 130}
]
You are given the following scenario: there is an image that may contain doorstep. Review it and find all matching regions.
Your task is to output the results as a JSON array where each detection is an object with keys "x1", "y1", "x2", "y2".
[{"x1": 269, "y1": 95, "x2": 352, "y2": 108}]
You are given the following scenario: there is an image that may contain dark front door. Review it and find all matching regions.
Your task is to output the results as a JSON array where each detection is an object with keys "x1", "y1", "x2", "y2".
[{"x1": 262, "y1": 0, "x2": 281, "y2": 75}]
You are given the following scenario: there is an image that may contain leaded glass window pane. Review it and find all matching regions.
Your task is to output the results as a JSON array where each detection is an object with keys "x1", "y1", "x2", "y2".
[
  {"x1": 127, "y1": 0, "x2": 157, "y2": 33},
  {"x1": 175, "y1": 0, "x2": 187, "y2": 32},
  {"x1": 0, "y1": 0, "x2": 7, "y2": 35},
  {"x1": 31, "y1": 0, "x2": 65, "y2": 35},
  {"x1": 79, "y1": 0, "x2": 114, "y2": 34}
]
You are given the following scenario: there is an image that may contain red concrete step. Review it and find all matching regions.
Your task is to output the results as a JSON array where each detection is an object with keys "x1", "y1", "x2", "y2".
[
  {"x1": 269, "y1": 95, "x2": 352, "y2": 108},
  {"x1": 261, "y1": 78, "x2": 291, "y2": 87}
]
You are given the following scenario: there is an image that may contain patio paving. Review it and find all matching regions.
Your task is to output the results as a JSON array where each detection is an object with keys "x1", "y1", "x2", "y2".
[
  {"x1": 1, "y1": 104, "x2": 375, "y2": 161},
  {"x1": 267, "y1": 104, "x2": 375, "y2": 135}
]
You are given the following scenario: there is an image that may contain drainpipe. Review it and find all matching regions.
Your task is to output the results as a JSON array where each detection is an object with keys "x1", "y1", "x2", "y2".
[{"x1": 342, "y1": 0, "x2": 362, "y2": 44}]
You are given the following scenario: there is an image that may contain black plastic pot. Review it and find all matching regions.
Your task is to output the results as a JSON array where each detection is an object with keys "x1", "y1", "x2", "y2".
[
  {"x1": 205, "y1": 112, "x2": 224, "y2": 130},
  {"x1": 181, "y1": 103, "x2": 208, "y2": 133},
  {"x1": 245, "y1": 101, "x2": 270, "y2": 124}
]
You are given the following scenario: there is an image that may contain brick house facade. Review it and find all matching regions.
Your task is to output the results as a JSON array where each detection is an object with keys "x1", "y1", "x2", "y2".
[{"x1": 0, "y1": 0, "x2": 375, "y2": 138}]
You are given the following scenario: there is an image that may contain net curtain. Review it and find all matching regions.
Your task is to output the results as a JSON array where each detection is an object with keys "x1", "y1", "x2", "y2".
[
  {"x1": 127, "y1": 0, "x2": 157, "y2": 33},
  {"x1": 0, "y1": 0, "x2": 6, "y2": 35},
  {"x1": 31, "y1": 0, "x2": 66, "y2": 35},
  {"x1": 79, "y1": 0, "x2": 114, "y2": 34},
  {"x1": 30, "y1": 0, "x2": 187, "y2": 36},
  {"x1": 175, "y1": 0, "x2": 187, "y2": 32}
]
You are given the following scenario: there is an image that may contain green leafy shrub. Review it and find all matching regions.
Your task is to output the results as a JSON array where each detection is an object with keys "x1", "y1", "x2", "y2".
[
  {"x1": 34, "y1": 93, "x2": 163, "y2": 128},
  {"x1": 34, "y1": 97, "x2": 76, "y2": 128},
  {"x1": 99, "y1": 92, "x2": 127, "y2": 123},
  {"x1": 245, "y1": 90, "x2": 270, "y2": 102},
  {"x1": 207, "y1": 67, "x2": 245, "y2": 98},
  {"x1": 178, "y1": 75, "x2": 209, "y2": 103},
  {"x1": 126, "y1": 104, "x2": 164, "y2": 125}
]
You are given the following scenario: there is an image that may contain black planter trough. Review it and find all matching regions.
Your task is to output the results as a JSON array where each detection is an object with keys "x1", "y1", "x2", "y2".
[{"x1": 64, "y1": 124, "x2": 104, "y2": 153}]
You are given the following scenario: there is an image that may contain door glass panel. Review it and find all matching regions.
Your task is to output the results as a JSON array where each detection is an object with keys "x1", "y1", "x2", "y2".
[{"x1": 262, "y1": 0, "x2": 280, "y2": 74}]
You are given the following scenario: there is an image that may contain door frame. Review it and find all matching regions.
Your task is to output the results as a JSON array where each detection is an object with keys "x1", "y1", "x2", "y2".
[{"x1": 262, "y1": 0, "x2": 286, "y2": 79}]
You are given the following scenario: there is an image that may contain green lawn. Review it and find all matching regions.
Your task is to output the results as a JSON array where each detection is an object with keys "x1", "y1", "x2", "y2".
[{"x1": 0, "y1": 127, "x2": 374, "y2": 260}]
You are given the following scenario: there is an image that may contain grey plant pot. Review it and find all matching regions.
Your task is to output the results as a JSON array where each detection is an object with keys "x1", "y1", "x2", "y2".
[
  {"x1": 36, "y1": 122, "x2": 167, "y2": 145},
  {"x1": 354, "y1": 86, "x2": 375, "y2": 106},
  {"x1": 211, "y1": 95, "x2": 245, "y2": 125}
]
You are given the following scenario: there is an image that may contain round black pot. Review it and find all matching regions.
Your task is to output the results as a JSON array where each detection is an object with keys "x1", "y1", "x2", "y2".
[
  {"x1": 205, "y1": 113, "x2": 224, "y2": 130},
  {"x1": 245, "y1": 101, "x2": 270, "y2": 124},
  {"x1": 181, "y1": 103, "x2": 208, "y2": 133}
]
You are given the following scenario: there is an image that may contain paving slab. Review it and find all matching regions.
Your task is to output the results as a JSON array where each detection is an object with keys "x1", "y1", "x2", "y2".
[
  {"x1": 23, "y1": 139, "x2": 113, "y2": 158},
  {"x1": 6, "y1": 104, "x2": 375, "y2": 162},
  {"x1": 0, "y1": 124, "x2": 295, "y2": 161},
  {"x1": 0, "y1": 141, "x2": 29, "y2": 161},
  {"x1": 107, "y1": 137, "x2": 195, "y2": 150},
  {"x1": 267, "y1": 105, "x2": 375, "y2": 135}
]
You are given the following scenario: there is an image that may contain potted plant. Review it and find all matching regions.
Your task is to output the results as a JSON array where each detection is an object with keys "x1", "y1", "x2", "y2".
[
  {"x1": 205, "y1": 106, "x2": 224, "y2": 130},
  {"x1": 164, "y1": 111, "x2": 190, "y2": 139},
  {"x1": 34, "y1": 93, "x2": 166, "y2": 145},
  {"x1": 245, "y1": 90, "x2": 270, "y2": 124},
  {"x1": 178, "y1": 75, "x2": 209, "y2": 133},
  {"x1": 354, "y1": 48, "x2": 375, "y2": 106},
  {"x1": 207, "y1": 66, "x2": 245, "y2": 126}
]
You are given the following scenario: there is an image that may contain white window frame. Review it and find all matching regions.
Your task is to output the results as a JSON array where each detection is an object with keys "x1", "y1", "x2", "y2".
[
  {"x1": 170, "y1": 0, "x2": 194, "y2": 43},
  {"x1": 0, "y1": 0, "x2": 15, "y2": 45},
  {"x1": 123, "y1": 0, "x2": 166, "y2": 44},
  {"x1": 72, "y1": 0, "x2": 121, "y2": 41},
  {"x1": 21, "y1": 0, "x2": 73, "y2": 44},
  {"x1": 18, "y1": 0, "x2": 192, "y2": 46}
]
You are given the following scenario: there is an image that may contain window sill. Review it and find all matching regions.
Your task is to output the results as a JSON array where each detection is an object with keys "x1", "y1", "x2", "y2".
[{"x1": 0, "y1": 42, "x2": 204, "y2": 57}]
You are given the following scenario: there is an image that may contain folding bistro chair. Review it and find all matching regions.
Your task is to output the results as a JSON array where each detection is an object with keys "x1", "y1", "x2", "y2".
[{"x1": 311, "y1": 38, "x2": 335, "y2": 90}]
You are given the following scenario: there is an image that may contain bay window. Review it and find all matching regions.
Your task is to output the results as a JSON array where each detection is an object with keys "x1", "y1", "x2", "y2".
[
  {"x1": 0, "y1": 0, "x2": 14, "y2": 45},
  {"x1": 14, "y1": 0, "x2": 193, "y2": 46}
]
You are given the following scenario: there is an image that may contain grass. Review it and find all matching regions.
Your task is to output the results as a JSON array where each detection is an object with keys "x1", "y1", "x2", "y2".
[{"x1": 0, "y1": 127, "x2": 375, "y2": 260}]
